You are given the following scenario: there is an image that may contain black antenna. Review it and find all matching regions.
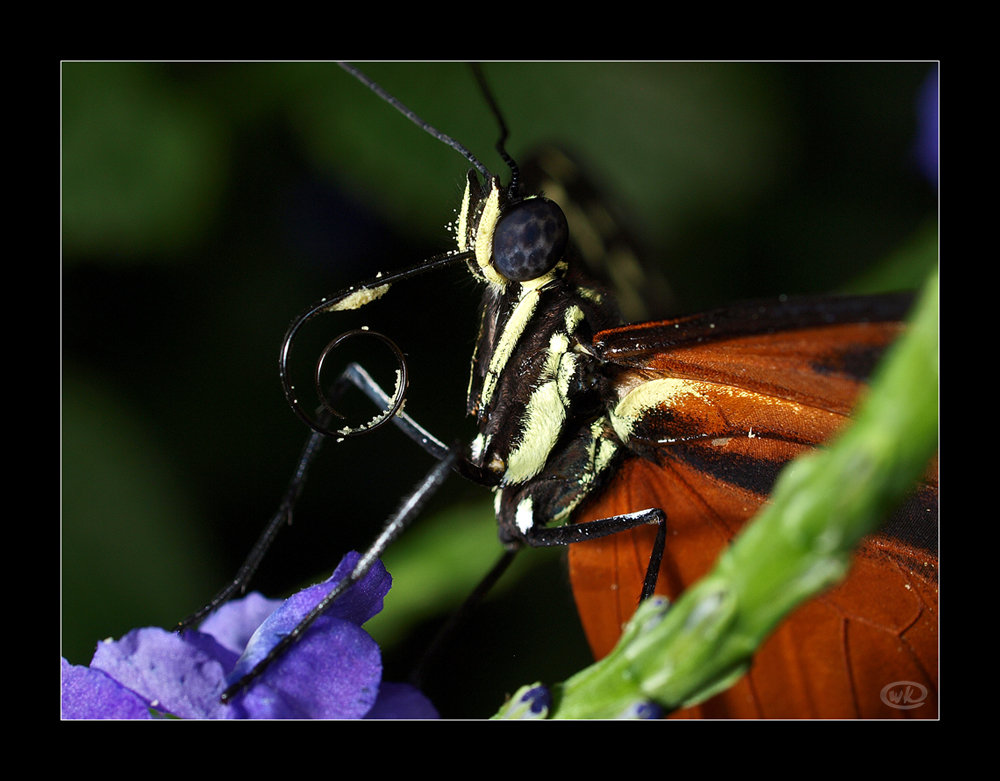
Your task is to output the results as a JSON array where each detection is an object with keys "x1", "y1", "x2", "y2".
[
  {"x1": 469, "y1": 63, "x2": 520, "y2": 197},
  {"x1": 338, "y1": 62, "x2": 492, "y2": 181},
  {"x1": 205, "y1": 64, "x2": 523, "y2": 701}
]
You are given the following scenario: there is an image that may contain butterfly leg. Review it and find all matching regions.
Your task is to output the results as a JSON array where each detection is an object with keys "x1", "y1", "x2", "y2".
[
  {"x1": 176, "y1": 361, "x2": 466, "y2": 632},
  {"x1": 220, "y1": 445, "x2": 461, "y2": 700},
  {"x1": 524, "y1": 509, "x2": 667, "y2": 600}
]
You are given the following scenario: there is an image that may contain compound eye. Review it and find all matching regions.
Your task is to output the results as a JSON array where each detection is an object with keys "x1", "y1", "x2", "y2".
[{"x1": 491, "y1": 197, "x2": 568, "y2": 282}]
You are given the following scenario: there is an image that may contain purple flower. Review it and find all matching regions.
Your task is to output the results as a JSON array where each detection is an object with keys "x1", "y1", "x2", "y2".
[{"x1": 61, "y1": 553, "x2": 438, "y2": 719}]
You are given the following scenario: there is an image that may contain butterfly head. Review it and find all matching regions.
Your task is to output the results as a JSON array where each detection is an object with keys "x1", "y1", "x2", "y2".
[{"x1": 456, "y1": 171, "x2": 570, "y2": 290}]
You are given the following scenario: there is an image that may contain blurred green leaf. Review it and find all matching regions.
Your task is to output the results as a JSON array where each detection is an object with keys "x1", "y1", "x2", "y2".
[
  {"x1": 62, "y1": 368, "x2": 217, "y2": 664},
  {"x1": 62, "y1": 63, "x2": 225, "y2": 260}
]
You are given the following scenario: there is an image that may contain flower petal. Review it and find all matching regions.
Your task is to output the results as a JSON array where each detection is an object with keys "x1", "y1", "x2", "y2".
[
  {"x1": 90, "y1": 627, "x2": 237, "y2": 719},
  {"x1": 365, "y1": 681, "x2": 439, "y2": 719},
  {"x1": 62, "y1": 658, "x2": 152, "y2": 719},
  {"x1": 227, "y1": 614, "x2": 382, "y2": 718},
  {"x1": 199, "y1": 591, "x2": 284, "y2": 655},
  {"x1": 223, "y1": 553, "x2": 392, "y2": 718}
]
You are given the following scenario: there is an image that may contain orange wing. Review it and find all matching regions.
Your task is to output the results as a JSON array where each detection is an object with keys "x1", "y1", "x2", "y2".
[{"x1": 569, "y1": 310, "x2": 938, "y2": 718}]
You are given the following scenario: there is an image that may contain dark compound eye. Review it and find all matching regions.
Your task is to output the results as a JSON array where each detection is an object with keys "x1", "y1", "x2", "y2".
[{"x1": 492, "y1": 197, "x2": 569, "y2": 282}]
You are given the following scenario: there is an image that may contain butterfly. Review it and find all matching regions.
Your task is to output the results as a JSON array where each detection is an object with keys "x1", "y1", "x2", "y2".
[
  {"x1": 62, "y1": 63, "x2": 937, "y2": 717},
  {"x1": 270, "y1": 64, "x2": 937, "y2": 716}
]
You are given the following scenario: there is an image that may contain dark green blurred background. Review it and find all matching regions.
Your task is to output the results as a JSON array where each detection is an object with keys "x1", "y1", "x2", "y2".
[{"x1": 62, "y1": 62, "x2": 937, "y2": 717}]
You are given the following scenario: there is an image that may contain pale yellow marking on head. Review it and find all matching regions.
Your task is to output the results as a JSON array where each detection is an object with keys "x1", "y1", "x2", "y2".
[
  {"x1": 328, "y1": 284, "x2": 391, "y2": 312},
  {"x1": 475, "y1": 185, "x2": 506, "y2": 287},
  {"x1": 516, "y1": 260, "x2": 564, "y2": 292},
  {"x1": 456, "y1": 178, "x2": 472, "y2": 252}
]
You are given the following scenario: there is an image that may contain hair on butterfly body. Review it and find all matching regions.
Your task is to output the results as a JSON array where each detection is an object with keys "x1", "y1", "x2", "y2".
[
  {"x1": 62, "y1": 63, "x2": 937, "y2": 717},
  {"x1": 325, "y1": 66, "x2": 936, "y2": 718},
  {"x1": 265, "y1": 64, "x2": 937, "y2": 715}
]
